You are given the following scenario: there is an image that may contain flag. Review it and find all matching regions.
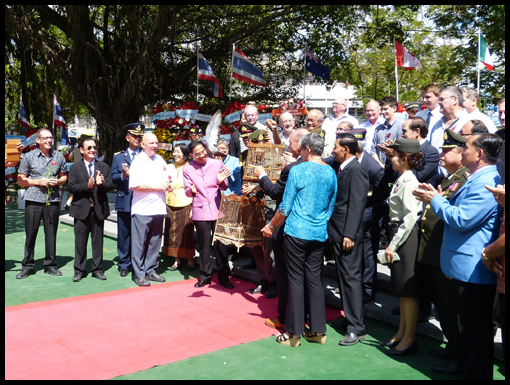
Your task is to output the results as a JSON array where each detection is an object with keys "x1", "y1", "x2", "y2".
[
  {"x1": 232, "y1": 47, "x2": 268, "y2": 87},
  {"x1": 480, "y1": 35, "x2": 494, "y2": 71},
  {"x1": 17, "y1": 96, "x2": 31, "y2": 128},
  {"x1": 395, "y1": 40, "x2": 422, "y2": 70},
  {"x1": 305, "y1": 48, "x2": 331, "y2": 81},
  {"x1": 53, "y1": 94, "x2": 69, "y2": 144},
  {"x1": 198, "y1": 51, "x2": 224, "y2": 98}
]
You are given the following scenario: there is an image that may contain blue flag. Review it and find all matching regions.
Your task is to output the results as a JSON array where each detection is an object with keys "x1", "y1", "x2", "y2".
[{"x1": 305, "y1": 48, "x2": 330, "y2": 81}]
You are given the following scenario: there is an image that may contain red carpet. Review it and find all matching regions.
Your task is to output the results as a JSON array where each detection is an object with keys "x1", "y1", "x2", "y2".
[{"x1": 5, "y1": 277, "x2": 343, "y2": 380}]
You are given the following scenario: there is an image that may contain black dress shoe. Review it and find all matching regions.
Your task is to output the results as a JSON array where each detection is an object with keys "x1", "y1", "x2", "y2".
[
  {"x1": 432, "y1": 361, "x2": 463, "y2": 376},
  {"x1": 146, "y1": 273, "x2": 166, "y2": 283},
  {"x1": 194, "y1": 278, "x2": 211, "y2": 288},
  {"x1": 72, "y1": 272, "x2": 83, "y2": 282},
  {"x1": 134, "y1": 277, "x2": 151, "y2": 286},
  {"x1": 44, "y1": 267, "x2": 62, "y2": 276},
  {"x1": 380, "y1": 339, "x2": 401, "y2": 348},
  {"x1": 16, "y1": 268, "x2": 33, "y2": 279},
  {"x1": 265, "y1": 283, "x2": 278, "y2": 298},
  {"x1": 119, "y1": 269, "x2": 129, "y2": 277},
  {"x1": 92, "y1": 271, "x2": 107, "y2": 280},
  {"x1": 339, "y1": 333, "x2": 365, "y2": 346},
  {"x1": 386, "y1": 341, "x2": 418, "y2": 356},
  {"x1": 220, "y1": 280, "x2": 234, "y2": 289}
]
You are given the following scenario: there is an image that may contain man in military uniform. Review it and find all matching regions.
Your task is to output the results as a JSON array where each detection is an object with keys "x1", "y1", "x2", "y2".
[
  {"x1": 415, "y1": 129, "x2": 469, "y2": 376},
  {"x1": 111, "y1": 123, "x2": 144, "y2": 277}
]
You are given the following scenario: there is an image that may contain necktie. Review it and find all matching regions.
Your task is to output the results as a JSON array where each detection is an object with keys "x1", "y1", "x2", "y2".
[
  {"x1": 132, "y1": 151, "x2": 137, "y2": 162},
  {"x1": 425, "y1": 111, "x2": 432, "y2": 128},
  {"x1": 88, "y1": 163, "x2": 93, "y2": 178}
]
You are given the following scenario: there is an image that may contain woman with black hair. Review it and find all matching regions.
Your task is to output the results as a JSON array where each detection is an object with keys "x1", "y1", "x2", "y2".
[
  {"x1": 380, "y1": 138, "x2": 426, "y2": 356},
  {"x1": 164, "y1": 143, "x2": 196, "y2": 271}
]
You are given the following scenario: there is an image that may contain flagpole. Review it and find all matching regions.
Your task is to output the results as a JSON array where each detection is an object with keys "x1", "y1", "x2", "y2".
[
  {"x1": 394, "y1": 48, "x2": 399, "y2": 102},
  {"x1": 197, "y1": 44, "x2": 200, "y2": 102},
  {"x1": 303, "y1": 45, "x2": 307, "y2": 105},
  {"x1": 477, "y1": 28, "x2": 481, "y2": 95},
  {"x1": 229, "y1": 44, "x2": 235, "y2": 102}
]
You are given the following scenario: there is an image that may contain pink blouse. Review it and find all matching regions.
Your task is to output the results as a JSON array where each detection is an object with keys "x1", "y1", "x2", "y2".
[{"x1": 182, "y1": 158, "x2": 228, "y2": 221}]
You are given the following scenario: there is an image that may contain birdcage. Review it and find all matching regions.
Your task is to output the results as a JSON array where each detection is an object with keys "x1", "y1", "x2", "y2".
[
  {"x1": 242, "y1": 142, "x2": 286, "y2": 184},
  {"x1": 213, "y1": 194, "x2": 266, "y2": 251}
]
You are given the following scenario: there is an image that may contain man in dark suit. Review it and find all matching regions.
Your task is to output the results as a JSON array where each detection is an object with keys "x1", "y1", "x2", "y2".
[
  {"x1": 328, "y1": 133, "x2": 369, "y2": 346},
  {"x1": 253, "y1": 128, "x2": 309, "y2": 330},
  {"x1": 111, "y1": 123, "x2": 144, "y2": 277},
  {"x1": 68, "y1": 137, "x2": 114, "y2": 282}
]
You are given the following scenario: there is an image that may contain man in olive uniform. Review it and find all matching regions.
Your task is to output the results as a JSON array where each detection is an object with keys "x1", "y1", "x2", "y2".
[{"x1": 416, "y1": 129, "x2": 469, "y2": 377}]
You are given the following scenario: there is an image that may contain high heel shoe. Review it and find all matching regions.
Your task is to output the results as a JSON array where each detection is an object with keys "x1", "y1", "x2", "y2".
[
  {"x1": 386, "y1": 341, "x2": 418, "y2": 356},
  {"x1": 276, "y1": 332, "x2": 300, "y2": 347},
  {"x1": 380, "y1": 339, "x2": 401, "y2": 348},
  {"x1": 303, "y1": 331, "x2": 327, "y2": 345}
]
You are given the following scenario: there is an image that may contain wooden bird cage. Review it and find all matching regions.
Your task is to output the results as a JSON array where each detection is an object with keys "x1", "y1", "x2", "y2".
[
  {"x1": 242, "y1": 142, "x2": 286, "y2": 184},
  {"x1": 213, "y1": 194, "x2": 266, "y2": 251}
]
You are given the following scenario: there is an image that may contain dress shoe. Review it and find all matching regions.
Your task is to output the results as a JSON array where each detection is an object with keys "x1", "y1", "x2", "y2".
[
  {"x1": 186, "y1": 263, "x2": 196, "y2": 271},
  {"x1": 92, "y1": 271, "x2": 107, "y2": 280},
  {"x1": 220, "y1": 280, "x2": 234, "y2": 289},
  {"x1": 169, "y1": 261, "x2": 181, "y2": 271},
  {"x1": 72, "y1": 272, "x2": 83, "y2": 282},
  {"x1": 134, "y1": 277, "x2": 151, "y2": 286},
  {"x1": 44, "y1": 267, "x2": 62, "y2": 276},
  {"x1": 16, "y1": 268, "x2": 33, "y2": 279},
  {"x1": 386, "y1": 341, "x2": 418, "y2": 356},
  {"x1": 432, "y1": 361, "x2": 463, "y2": 376},
  {"x1": 339, "y1": 333, "x2": 365, "y2": 346},
  {"x1": 248, "y1": 282, "x2": 268, "y2": 294},
  {"x1": 380, "y1": 339, "x2": 401, "y2": 348},
  {"x1": 265, "y1": 317, "x2": 285, "y2": 329},
  {"x1": 147, "y1": 273, "x2": 166, "y2": 283},
  {"x1": 265, "y1": 283, "x2": 278, "y2": 298},
  {"x1": 194, "y1": 278, "x2": 211, "y2": 288},
  {"x1": 119, "y1": 269, "x2": 129, "y2": 278}
]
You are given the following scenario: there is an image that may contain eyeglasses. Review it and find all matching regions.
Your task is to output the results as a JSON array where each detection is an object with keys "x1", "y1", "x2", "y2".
[
  {"x1": 38, "y1": 136, "x2": 53, "y2": 141},
  {"x1": 438, "y1": 96, "x2": 455, "y2": 103},
  {"x1": 86, "y1": 146, "x2": 98, "y2": 151}
]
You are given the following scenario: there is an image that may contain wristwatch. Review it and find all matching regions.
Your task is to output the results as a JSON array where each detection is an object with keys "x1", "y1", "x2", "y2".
[{"x1": 268, "y1": 223, "x2": 276, "y2": 231}]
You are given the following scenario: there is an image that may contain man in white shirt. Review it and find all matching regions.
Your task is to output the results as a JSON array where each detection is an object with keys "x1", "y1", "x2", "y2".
[
  {"x1": 457, "y1": 87, "x2": 498, "y2": 133},
  {"x1": 129, "y1": 133, "x2": 172, "y2": 286},
  {"x1": 360, "y1": 99, "x2": 385, "y2": 153},
  {"x1": 244, "y1": 105, "x2": 274, "y2": 143},
  {"x1": 416, "y1": 84, "x2": 443, "y2": 136},
  {"x1": 427, "y1": 86, "x2": 467, "y2": 150},
  {"x1": 322, "y1": 98, "x2": 360, "y2": 156},
  {"x1": 277, "y1": 112, "x2": 296, "y2": 148}
]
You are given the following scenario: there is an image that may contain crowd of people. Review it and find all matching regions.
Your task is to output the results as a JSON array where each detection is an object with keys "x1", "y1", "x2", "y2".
[{"x1": 12, "y1": 84, "x2": 505, "y2": 380}]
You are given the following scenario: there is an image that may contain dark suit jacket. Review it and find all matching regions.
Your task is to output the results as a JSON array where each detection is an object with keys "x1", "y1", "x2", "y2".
[
  {"x1": 359, "y1": 151, "x2": 386, "y2": 222},
  {"x1": 259, "y1": 159, "x2": 304, "y2": 208},
  {"x1": 68, "y1": 159, "x2": 113, "y2": 221},
  {"x1": 328, "y1": 158, "x2": 369, "y2": 243},
  {"x1": 111, "y1": 149, "x2": 140, "y2": 212}
]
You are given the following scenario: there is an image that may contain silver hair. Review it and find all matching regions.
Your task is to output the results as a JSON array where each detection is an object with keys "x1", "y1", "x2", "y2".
[
  {"x1": 299, "y1": 133, "x2": 324, "y2": 156},
  {"x1": 441, "y1": 86, "x2": 464, "y2": 106},
  {"x1": 217, "y1": 138, "x2": 229, "y2": 148},
  {"x1": 461, "y1": 87, "x2": 479, "y2": 102}
]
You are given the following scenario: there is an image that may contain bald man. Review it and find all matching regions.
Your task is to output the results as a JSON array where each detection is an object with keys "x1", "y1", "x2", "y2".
[
  {"x1": 322, "y1": 98, "x2": 360, "y2": 155},
  {"x1": 129, "y1": 133, "x2": 173, "y2": 286}
]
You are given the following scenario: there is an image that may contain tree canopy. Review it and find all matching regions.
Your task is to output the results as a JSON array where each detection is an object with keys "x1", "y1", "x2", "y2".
[{"x1": 5, "y1": 5, "x2": 505, "y2": 161}]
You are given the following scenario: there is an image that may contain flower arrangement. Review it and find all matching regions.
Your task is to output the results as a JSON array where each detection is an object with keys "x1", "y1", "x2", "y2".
[{"x1": 397, "y1": 103, "x2": 407, "y2": 113}]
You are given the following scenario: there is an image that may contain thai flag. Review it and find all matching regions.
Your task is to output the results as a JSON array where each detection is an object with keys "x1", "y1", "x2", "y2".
[
  {"x1": 17, "y1": 96, "x2": 31, "y2": 128},
  {"x1": 232, "y1": 47, "x2": 268, "y2": 87},
  {"x1": 198, "y1": 51, "x2": 224, "y2": 98},
  {"x1": 53, "y1": 94, "x2": 69, "y2": 144}
]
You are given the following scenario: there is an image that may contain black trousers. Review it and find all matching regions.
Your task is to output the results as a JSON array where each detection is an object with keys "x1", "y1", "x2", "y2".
[
  {"x1": 73, "y1": 209, "x2": 105, "y2": 274},
  {"x1": 283, "y1": 234, "x2": 326, "y2": 335},
  {"x1": 194, "y1": 220, "x2": 230, "y2": 283},
  {"x1": 272, "y1": 223, "x2": 288, "y2": 324},
  {"x1": 332, "y1": 239, "x2": 365, "y2": 335},
  {"x1": 454, "y1": 279, "x2": 496, "y2": 380},
  {"x1": 23, "y1": 201, "x2": 60, "y2": 269}
]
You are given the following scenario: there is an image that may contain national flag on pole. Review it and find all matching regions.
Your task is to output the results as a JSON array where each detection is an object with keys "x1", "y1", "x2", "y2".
[
  {"x1": 231, "y1": 47, "x2": 268, "y2": 87},
  {"x1": 480, "y1": 35, "x2": 494, "y2": 71},
  {"x1": 53, "y1": 94, "x2": 69, "y2": 144},
  {"x1": 305, "y1": 48, "x2": 331, "y2": 81},
  {"x1": 198, "y1": 51, "x2": 224, "y2": 98},
  {"x1": 17, "y1": 96, "x2": 31, "y2": 128},
  {"x1": 395, "y1": 40, "x2": 422, "y2": 70}
]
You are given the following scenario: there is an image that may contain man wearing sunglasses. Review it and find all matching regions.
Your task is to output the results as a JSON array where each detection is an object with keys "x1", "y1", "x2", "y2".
[{"x1": 68, "y1": 137, "x2": 113, "y2": 282}]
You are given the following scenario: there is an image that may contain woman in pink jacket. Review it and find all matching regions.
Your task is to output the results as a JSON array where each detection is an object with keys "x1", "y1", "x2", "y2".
[{"x1": 183, "y1": 141, "x2": 233, "y2": 289}]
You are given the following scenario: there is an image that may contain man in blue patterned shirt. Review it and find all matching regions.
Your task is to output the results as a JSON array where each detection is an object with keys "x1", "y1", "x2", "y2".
[{"x1": 16, "y1": 128, "x2": 68, "y2": 279}]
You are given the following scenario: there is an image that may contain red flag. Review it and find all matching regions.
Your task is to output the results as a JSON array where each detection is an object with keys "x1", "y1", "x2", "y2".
[{"x1": 395, "y1": 40, "x2": 422, "y2": 70}]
